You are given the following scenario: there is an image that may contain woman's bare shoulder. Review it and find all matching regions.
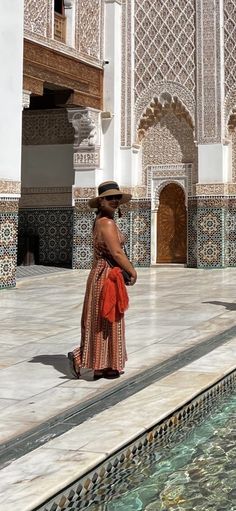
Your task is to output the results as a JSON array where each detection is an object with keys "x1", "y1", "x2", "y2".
[{"x1": 96, "y1": 217, "x2": 116, "y2": 229}]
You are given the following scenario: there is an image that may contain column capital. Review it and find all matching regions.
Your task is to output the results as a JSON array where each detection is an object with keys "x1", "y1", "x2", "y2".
[{"x1": 67, "y1": 108, "x2": 101, "y2": 170}]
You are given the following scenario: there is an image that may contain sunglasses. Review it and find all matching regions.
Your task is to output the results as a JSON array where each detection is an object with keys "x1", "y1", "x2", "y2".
[{"x1": 105, "y1": 195, "x2": 122, "y2": 201}]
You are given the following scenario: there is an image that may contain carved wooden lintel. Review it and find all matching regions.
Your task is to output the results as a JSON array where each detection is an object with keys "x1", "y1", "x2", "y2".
[
  {"x1": 23, "y1": 75, "x2": 44, "y2": 96},
  {"x1": 23, "y1": 39, "x2": 103, "y2": 110}
]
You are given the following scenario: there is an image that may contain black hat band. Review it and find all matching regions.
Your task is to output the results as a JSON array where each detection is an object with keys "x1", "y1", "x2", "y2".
[{"x1": 98, "y1": 182, "x2": 120, "y2": 195}]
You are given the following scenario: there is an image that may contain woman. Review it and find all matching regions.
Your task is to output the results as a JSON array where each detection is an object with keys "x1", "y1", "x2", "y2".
[{"x1": 68, "y1": 181, "x2": 137, "y2": 380}]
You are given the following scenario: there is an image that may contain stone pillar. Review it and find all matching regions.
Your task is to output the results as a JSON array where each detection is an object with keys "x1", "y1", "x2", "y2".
[
  {"x1": 68, "y1": 107, "x2": 101, "y2": 268},
  {"x1": 188, "y1": 0, "x2": 229, "y2": 268},
  {"x1": 0, "y1": 0, "x2": 24, "y2": 288}
]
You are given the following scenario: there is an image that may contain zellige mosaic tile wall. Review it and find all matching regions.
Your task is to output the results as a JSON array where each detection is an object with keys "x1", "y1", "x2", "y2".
[
  {"x1": 187, "y1": 197, "x2": 236, "y2": 269},
  {"x1": 0, "y1": 200, "x2": 19, "y2": 289},
  {"x1": 72, "y1": 199, "x2": 151, "y2": 269},
  {"x1": 18, "y1": 208, "x2": 73, "y2": 268}
]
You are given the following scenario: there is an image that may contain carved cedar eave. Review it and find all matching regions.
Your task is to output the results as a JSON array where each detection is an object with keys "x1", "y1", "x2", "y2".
[
  {"x1": 23, "y1": 39, "x2": 103, "y2": 110},
  {"x1": 137, "y1": 94, "x2": 194, "y2": 143}
]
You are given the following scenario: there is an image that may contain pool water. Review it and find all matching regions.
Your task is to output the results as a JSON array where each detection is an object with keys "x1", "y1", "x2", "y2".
[{"x1": 87, "y1": 391, "x2": 236, "y2": 511}]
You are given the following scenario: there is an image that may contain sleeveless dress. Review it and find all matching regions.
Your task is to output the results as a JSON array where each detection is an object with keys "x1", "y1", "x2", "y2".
[{"x1": 72, "y1": 220, "x2": 127, "y2": 371}]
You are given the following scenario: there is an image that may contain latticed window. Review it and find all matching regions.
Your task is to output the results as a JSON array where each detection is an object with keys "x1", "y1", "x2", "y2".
[{"x1": 54, "y1": 0, "x2": 66, "y2": 43}]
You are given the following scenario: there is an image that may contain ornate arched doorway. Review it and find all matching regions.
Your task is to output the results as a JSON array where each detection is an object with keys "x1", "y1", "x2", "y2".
[{"x1": 157, "y1": 183, "x2": 187, "y2": 263}]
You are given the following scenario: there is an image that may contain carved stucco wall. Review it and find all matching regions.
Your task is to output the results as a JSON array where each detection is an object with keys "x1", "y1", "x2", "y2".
[
  {"x1": 24, "y1": 0, "x2": 49, "y2": 38},
  {"x1": 24, "y1": 0, "x2": 103, "y2": 64},
  {"x1": 131, "y1": 0, "x2": 197, "y2": 188},
  {"x1": 224, "y1": 1, "x2": 236, "y2": 192},
  {"x1": 230, "y1": 131, "x2": 236, "y2": 183},
  {"x1": 22, "y1": 109, "x2": 74, "y2": 145},
  {"x1": 224, "y1": 0, "x2": 236, "y2": 98},
  {"x1": 77, "y1": 0, "x2": 103, "y2": 61},
  {"x1": 134, "y1": 0, "x2": 196, "y2": 99},
  {"x1": 142, "y1": 113, "x2": 196, "y2": 191},
  {"x1": 224, "y1": 1, "x2": 236, "y2": 132}
]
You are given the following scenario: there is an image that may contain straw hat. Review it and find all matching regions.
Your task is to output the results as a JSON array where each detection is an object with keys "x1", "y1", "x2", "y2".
[{"x1": 88, "y1": 181, "x2": 132, "y2": 208}]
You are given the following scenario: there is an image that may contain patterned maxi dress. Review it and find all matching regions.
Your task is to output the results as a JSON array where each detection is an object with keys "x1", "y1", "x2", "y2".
[{"x1": 72, "y1": 221, "x2": 127, "y2": 371}]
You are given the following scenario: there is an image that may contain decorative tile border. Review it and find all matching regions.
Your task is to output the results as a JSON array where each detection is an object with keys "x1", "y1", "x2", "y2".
[
  {"x1": 0, "y1": 200, "x2": 19, "y2": 289},
  {"x1": 36, "y1": 370, "x2": 236, "y2": 511},
  {"x1": 20, "y1": 187, "x2": 72, "y2": 208}
]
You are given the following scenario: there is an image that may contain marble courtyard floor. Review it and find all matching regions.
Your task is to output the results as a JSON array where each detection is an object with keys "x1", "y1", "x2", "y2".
[{"x1": 0, "y1": 266, "x2": 236, "y2": 510}]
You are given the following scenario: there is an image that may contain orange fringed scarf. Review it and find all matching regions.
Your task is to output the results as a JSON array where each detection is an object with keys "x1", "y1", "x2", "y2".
[{"x1": 100, "y1": 267, "x2": 129, "y2": 323}]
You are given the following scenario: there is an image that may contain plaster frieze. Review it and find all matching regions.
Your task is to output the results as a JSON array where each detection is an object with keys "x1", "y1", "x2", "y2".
[
  {"x1": 0, "y1": 199, "x2": 19, "y2": 212},
  {"x1": 0, "y1": 180, "x2": 21, "y2": 195},
  {"x1": 196, "y1": 183, "x2": 236, "y2": 196}
]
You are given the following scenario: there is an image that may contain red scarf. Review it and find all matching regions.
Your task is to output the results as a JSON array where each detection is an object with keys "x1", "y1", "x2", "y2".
[{"x1": 101, "y1": 267, "x2": 129, "y2": 322}]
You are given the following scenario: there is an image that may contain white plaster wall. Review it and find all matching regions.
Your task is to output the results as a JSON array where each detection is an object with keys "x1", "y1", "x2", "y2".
[
  {"x1": 21, "y1": 145, "x2": 74, "y2": 187},
  {"x1": 198, "y1": 143, "x2": 231, "y2": 183},
  {"x1": 0, "y1": 0, "x2": 24, "y2": 181},
  {"x1": 120, "y1": 147, "x2": 143, "y2": 187}
]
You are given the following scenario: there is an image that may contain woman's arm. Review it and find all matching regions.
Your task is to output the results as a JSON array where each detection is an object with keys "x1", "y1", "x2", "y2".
[{"x1": 99, "y1": 218, "x2": 137, "y2": 285}]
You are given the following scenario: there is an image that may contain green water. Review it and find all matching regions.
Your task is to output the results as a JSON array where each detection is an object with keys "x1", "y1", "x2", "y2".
[{"x1": 87, "y1": 391, "x2": 236, "y2": 511}]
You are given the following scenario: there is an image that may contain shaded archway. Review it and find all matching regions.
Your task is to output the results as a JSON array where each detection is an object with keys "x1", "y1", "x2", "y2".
[{"x1": 157, "y1": 183, "x2": 187, "y2": 263}]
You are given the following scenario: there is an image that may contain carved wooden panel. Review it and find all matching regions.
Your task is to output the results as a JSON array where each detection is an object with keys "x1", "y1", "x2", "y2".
[
  {"x1": 23, "y1": 39, "x2": 103, "y2": 109},
  {"x1": 157, "y1": 183, "x2": 187, "y2": 263}
]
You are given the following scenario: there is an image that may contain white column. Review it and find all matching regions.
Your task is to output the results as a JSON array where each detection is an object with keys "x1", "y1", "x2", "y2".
[
  {"x1": 0, "y1": 0, "x2": 24, "y2": 183},
  {"x1": 64, "y1": 0, "x2": 75, "y2": 48},
  {"x1": 102, "y1": 0, "x2": 122, "y2": 183},
  {"x1": 119, "y1": 0, "x2": 140, "y2": 187},
  {"x1": 67, "y1": 108, "x2": 101, "y2": 197}
]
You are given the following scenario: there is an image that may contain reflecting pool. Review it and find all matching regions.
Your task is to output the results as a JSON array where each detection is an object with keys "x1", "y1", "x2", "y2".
[{"x1": 87, "y1": 391, "x2": 236, "y2": 511}]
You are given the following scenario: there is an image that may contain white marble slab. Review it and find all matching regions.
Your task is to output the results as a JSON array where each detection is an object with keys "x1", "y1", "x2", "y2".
[
  {"x1": 1, "y1": 266, "x2": 236, "y2": 447},
  {"x1": 0, "y1": 339, "x2": 235, "y2": 511}
]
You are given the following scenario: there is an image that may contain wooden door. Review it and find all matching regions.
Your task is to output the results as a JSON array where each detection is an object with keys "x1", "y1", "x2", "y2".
[{"x1": 157, "y1": 183, "x2": 187, "y2": 263}]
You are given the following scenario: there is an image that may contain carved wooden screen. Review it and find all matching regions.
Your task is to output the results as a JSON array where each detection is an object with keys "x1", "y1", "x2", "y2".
[{"x1": 157, "y1": 183, "x2": 187, "y2": 263}]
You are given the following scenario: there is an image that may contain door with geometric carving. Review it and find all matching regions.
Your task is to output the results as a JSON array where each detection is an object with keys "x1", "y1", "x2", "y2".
[{"x1": 157, "y1": 183, "x2": 187, "y2": 263}]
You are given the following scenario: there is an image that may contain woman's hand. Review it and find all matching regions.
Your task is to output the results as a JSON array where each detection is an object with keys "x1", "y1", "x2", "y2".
[{"x1": 129, "y1": 271, "x2": 137, "y2": 286}]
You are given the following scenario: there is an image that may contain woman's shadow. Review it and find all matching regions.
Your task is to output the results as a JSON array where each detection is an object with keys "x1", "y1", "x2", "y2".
[
  {"x1": 203, "y1": 300, "x2": 236, "y2": 311},
  {"x1": 28, "y1": 354, "x2": 93, "y2": 381}
]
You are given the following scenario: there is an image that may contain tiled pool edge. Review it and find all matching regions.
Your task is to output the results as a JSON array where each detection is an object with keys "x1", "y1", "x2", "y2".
[{"x1": 35, "y1": 368, "x2": 236, "y2": 511}]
